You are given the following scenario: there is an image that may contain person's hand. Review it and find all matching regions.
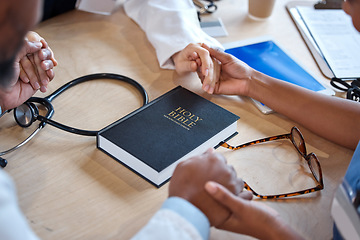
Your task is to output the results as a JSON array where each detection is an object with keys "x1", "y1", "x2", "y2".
[
  {"x1": 19, "y1": 31, "x2": 57, "y2": 93},
  {"x1": 168, "y1": 149, "x2": 244, "y2": 227},
  {"x1": 0, "y1": 32, "x2": 57, "y2": 112},
  {"x1": 204, "y1": 46, "x2": 255, "y2": 97},
  {"x1": 172, "y1": 43, "x2": 219, "y2": 94},
  {"x1": 205, "y1": 181, "x2": 304, "y2": 240},
  {"x1": 0, "y1": 73, "x2": 37, "y2": 113}
]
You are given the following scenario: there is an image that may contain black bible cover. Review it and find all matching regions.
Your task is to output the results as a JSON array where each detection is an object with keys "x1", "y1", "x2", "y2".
[{"x1": 97, "y1": 86, "x2": 240, "y2": 187}]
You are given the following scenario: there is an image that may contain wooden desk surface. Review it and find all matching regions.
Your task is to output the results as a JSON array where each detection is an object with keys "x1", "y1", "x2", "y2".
[{"x1": 0, "y1": 0, "x2": 354, "y2": 239}]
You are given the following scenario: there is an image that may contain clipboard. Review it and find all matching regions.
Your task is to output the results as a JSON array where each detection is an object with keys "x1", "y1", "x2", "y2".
[{"x1": 286, "y1": 1, "x2": 360, "y2": 80}]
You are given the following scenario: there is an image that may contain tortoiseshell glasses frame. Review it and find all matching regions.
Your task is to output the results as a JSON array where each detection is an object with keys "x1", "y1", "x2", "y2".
[{"x1": 220, "y1": 126, "x2": 324, "y2": 199}]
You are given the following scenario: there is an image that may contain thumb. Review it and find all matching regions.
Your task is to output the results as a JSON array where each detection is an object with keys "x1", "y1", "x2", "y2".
[
  {"x1": 176, "y1": 60, "x2": 198, "y2": 74},
  {"x1": 205, "y1": 181, "x2": 246, "y2": 213},
  {"x1": 23, "y1": 41, "x2": 43, "y2": 54},
  {"x1": 15, "y1": 40, "x2": 42, "y2": 62},
  {"x1": 207, "y1": 48, "x2": 233, "y2": 65}
]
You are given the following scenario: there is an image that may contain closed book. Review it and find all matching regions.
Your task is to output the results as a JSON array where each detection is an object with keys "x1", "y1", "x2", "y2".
[{"x1": 96, "y1": 86, "x2": 240, "y2": 187}]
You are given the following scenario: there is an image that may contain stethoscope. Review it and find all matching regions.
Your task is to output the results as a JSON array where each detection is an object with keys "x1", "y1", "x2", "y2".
[
  {"x1": 193, "y1": 0, "x2": 218, "y2": 15},
  {"x1": 330, "y1": 77, "x2": 360, "y2": 102},
  {"x1": 0, "y1": 73, "x2": 149, "y2": 167}
]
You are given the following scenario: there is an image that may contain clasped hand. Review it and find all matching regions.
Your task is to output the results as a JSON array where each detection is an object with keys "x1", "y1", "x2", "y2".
[
  {"x1": 0, "y1": 31, "x2": 57, "y2": 112},
  {"x1": 173, "y1": 42, "x2": 255, "y2": 97},
  {"x1": 169, "y1": 149, "x2": 303, "y2": 240},
  {"x1": 169, "y1": 149, "x2": 249, "y2": 227}
]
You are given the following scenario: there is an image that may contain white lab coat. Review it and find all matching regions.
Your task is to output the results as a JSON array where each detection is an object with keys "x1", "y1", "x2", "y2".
[
  {"x1": 123, "y1": 0, "x2": 223, "y2": 69},
  {"x1": 76, "y1": 0, "x2": 223, "y2": 69},
  {"x1": 0, "y1": 170, "x2": 40, "y2": 240},
  {"x1": 131, "y1": 209, "x2": 205, "y2": 240}
]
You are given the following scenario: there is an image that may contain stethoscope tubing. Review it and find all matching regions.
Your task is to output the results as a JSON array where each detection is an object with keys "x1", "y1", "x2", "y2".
[
  {"x1": 36, "y1": 115, "x2": 98, "y2": 136},
  {"x1": 46, "y1": 73, "x2": 149, "y2": 105},
  {"x1": 0, "y1": 73, "x2": 149, "y2": 162}
]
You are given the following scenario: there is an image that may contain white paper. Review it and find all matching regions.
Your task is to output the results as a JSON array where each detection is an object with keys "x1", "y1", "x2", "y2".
[
  {"x1": 297, "y1": 7, "x2": 360, "y2": 79},
  {"x1": 76, "y1": 0, "x2": 120, "y2": 15}
]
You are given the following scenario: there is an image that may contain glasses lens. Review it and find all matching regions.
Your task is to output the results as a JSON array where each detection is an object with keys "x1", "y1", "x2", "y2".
[
  {"x1": 292, "y1": 128, "x2": 306, "y2": 156},
  {"x1": 308, "y1": 154, "x2": 320, "y2": 182}
]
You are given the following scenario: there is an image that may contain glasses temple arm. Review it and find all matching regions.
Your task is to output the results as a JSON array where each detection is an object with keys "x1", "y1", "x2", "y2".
[{"x1": 220, "y1": 133, "x2": 291, "y2": 150}]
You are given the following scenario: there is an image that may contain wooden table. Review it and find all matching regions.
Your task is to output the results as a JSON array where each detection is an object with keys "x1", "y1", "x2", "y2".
[{"x1": 0, "y1": 0, "x2": 354, "y2": 239}]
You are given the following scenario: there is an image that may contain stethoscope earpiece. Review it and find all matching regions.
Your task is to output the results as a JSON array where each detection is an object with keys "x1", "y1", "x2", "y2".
[{"x1": 14, "y1": 102, "x2": 38, "y2": 128}]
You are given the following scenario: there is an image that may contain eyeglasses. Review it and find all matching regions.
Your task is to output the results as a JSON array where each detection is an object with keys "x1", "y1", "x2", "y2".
[{"x1": 220, "y1": 126, "x2": 324, "y2": 199}]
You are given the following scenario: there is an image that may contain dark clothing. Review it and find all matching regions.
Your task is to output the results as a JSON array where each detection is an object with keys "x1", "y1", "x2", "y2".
[{"x1": 42, "y1": 0, "x2": 77, "y2": 21}]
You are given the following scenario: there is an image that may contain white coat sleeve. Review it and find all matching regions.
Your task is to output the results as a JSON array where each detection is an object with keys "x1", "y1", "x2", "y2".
[
  {"x1": 131, "y1": 197, "x2": 210, "y2": 240},
  {"x1": 123, "y1": 0, "x2": 224, "y2": 70},
  {"x1": 0, "y1": 170, "x2": 40, "y2": 240}
]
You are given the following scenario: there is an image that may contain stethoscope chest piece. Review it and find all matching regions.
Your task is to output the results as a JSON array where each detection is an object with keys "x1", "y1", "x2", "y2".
[{"x1": 14, "y1": 102, "x2": 38, "y2": 128}]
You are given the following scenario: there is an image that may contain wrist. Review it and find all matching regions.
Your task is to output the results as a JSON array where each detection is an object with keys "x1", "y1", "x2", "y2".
[
  {"x1": 247, "y1": 69, "x2": 273, "y2": 102},
  {"x1": 247, "y1": 69, "x2": 262, "y2": 99},
  {"x1": 171, "y1": 51, "x2": 180, "y2": 66}
]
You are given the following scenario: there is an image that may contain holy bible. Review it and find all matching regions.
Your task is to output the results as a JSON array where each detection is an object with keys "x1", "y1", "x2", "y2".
[{"x1": 97, "y1": 86, "x2": 239, "y2": 187}]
